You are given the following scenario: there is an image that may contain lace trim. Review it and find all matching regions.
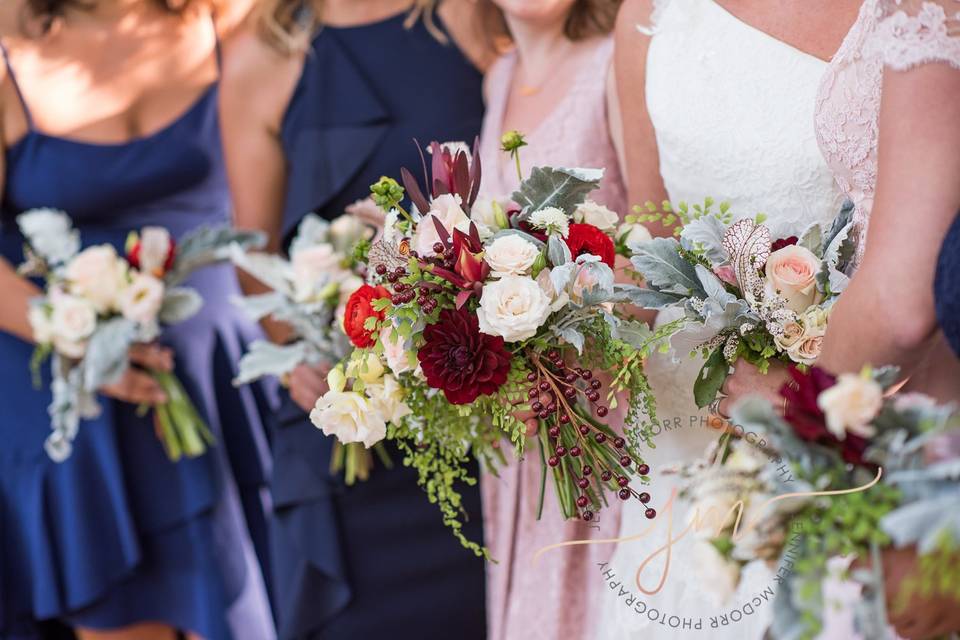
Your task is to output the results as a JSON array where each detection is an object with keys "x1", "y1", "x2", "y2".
[
  {"x1": 637, "y1": 0, "x2": 671, "y2": 36},
  {"x1": 872, "y1": 1, "x2": 960, "y2": 69}
]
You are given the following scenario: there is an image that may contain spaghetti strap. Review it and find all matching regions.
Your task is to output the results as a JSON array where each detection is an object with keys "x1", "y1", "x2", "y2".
[
  {"x1": 0, "y1": 40, "x2": 35, "y2": 130},
  {"x1": 210, "y1": 11, "x2": 222, "y2": 75}
]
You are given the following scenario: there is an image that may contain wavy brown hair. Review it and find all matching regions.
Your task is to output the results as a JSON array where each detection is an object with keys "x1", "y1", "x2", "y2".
[
  {"x1": 257, "y1": 0, "x2": 442, "y2": 53},
  {"x1": 479, "y1": 0, "x2": 621, "y2": 44},
  {"x1": 22, "y1": 0, "x2": 200, "y2": 34}
]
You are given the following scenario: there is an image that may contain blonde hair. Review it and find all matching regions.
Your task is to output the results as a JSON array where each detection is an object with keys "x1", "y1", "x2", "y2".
[{"x1": 257, "y1": 0, "x2": 443, "y2": 54}]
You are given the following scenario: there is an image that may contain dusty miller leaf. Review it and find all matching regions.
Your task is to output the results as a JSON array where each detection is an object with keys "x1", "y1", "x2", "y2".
[{"x1": 511, "y1": 166, "x2": 603, "y2": 219}]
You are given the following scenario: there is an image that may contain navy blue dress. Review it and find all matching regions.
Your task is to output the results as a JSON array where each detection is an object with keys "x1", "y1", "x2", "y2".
[
  {"x1": 0, "y1": 32, "x2": 275, "y2": 640},
  {"x1": 935, "y1": 211, "x2": 960, "y2": 357},
  {"x1": 270, "y1": 9, "x2": 486, "y2": 640}
]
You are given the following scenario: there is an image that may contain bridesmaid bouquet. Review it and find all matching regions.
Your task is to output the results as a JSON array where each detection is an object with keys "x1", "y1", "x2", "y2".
[
  {"x1": 626, "y1": 199, "x2": 856, "y2": 409},
  {"x1": 17, "y1": 209, "x2": 264, "y2": 462},
  {"x1": 309, "y1": 139, "x2": 665, "y2": 554},
  {"x1": 680, "y1": 365, "x2": 960, "y2": 640},
  {"x1": 230, "y1": 205, "x2": 388, "y2": 482}
]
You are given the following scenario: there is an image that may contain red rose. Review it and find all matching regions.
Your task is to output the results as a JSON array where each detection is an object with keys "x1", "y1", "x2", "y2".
[
  {"x1": 781, "y1": 366, "x2": 870, "y2": 466},
  {"x1": 417, "y1": 306, "x2": 512, "y2": 404},
  {"x1": 343, "y1": 284, "x2": 390, "y2": 348},
  {"x1": 565, "y1": 223, "x2": 615, "y2": 268},
  {"x1": 771, "y1": 236, "x2": 799, "y2": 253}
]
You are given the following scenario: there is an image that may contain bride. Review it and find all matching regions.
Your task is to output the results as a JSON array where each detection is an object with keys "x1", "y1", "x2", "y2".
[{"x1": 594, "y1": 1, "x2": 860, "y2": 638}]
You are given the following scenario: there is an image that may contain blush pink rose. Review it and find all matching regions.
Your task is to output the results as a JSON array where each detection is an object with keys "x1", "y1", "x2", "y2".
[{"x1": 764, "y1": 245, "x2": 821, "y2": 313}]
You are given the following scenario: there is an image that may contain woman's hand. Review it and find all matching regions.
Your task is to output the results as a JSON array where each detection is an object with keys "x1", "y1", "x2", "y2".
[
  {"x1": 511, "y1": 405, "x2": 539, "y2": 437},
  {"x1": 882, "y1": 546, "x2": 960, "y2": 640},
  {"x1": 289, "y1": 363, "x2": 332, "y2": 413},
  {"x1": 100, "y1": 343, "x2": 174, "y2": 405},
  {"x1": 717, "y1": 359, "x2": 790, "y2": 418}
]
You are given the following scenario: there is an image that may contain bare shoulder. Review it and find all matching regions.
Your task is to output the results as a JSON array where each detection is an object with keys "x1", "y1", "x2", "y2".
[
  {"x1": 219, "y1": 24, "x2": 303, "y2": 134},
  {"x1": 214, "y1": 0, "x2": 257, "y2": 40},
  {"x1": 616, "y1": 0, "x2": 658, "y2": 44},
  {"x1": 0, "y1": 1, "x2": 23, "y2": 38},
  {"x1": 438, "y1": 0, "x2": 499, "y2": 72}
]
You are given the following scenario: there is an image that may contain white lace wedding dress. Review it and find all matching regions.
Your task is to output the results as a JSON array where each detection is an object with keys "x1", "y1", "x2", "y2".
[{"x1": 595, "y1": 1, "x2": 844, "y2": 638}]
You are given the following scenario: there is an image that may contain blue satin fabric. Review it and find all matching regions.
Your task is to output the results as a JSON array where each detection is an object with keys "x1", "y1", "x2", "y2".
[
  {"x1": 935, "y1": 211, "x2": 960, "y2": 357},
  {"x1": 272, "y1": 10, "x2": 487, "y2": 640},
  {"x1": 0, "y1": 77, "x2": 274, "y2": 638}
]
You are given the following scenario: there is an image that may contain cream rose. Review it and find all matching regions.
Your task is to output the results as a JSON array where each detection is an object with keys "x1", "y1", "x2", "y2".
[
  {"x1": 764, "y1": 244, "x2": 821, "y2": 313},
  {"x1": 774, "y1": 320, "x2": 804, "y2": 351},
  {"x1": 50, "y1": 293, "x2": 97, "y2": 358},
  {"x1": 291, "y1": 244, "x2": 342, "y2": 302},
  {"x1": 66, "y1": 245, "x2": 128, "y2": 313},
  {"x1": 817, "y1": 373, "x2": 882, "y2": 440},
  {"x1": 786, "y1": 308, "x2": 828, "y2": 365},
  {"x1": 477, "y1": 275, "x2": 552, "y2": 342},
  {"x1": 618, "y1": 222, "x2": 653, "y2": 246},
  {"x1": 365, "y1": 374, "x2": 412, "y2": 424},
  {"x1": 412, "y1": 193, "x2": 469, "y2": 256},
  {"x1": 28, "y1": 305, "x2": 55, "y2": 344},
  {"x1": 119, "y1": 272, "x2": 165, "y2": 325},
  {"x1": 310, "y1": 390, "x2": 386, "y2": 448},
  {"x1": 574, "y1": 200, "x2": 619, "y2": 233},
  {"x1": 484, "y1": 235, "x2": 541, "y2": 278}
]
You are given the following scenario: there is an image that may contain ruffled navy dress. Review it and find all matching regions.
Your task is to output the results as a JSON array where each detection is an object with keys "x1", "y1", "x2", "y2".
[
  {"x1": 935, "y1": 211, "x2": 960, "y2": 357},
  {"x1": 0, "y1": 30, "x2": 275, "y2": 640},
  {"x1": 271, "y1": 9, "x2": 487, "y2": 640}
]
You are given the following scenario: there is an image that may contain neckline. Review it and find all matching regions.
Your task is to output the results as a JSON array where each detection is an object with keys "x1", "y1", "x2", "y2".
[
  {"x1": 321, "y1": 5, "x2": 414, "y2": 32},
  {"x1": 7, "y1": 82, "x2": 216, "y2": 152},
  {"x1": 707, "y1": 1, "x2": 833, "y2": 65}
]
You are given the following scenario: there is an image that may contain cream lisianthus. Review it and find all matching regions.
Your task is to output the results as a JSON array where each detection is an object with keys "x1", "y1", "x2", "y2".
[
  {"x1": 477, "y1": 275, "x2": 552, "y2": 342},
  {"x1": 573, "y1": 200, "x2": 619, "y2": 233},
  {"x1": 484, "y1": 234, "x2": 541, "y2": 278},
  {"x1": 65, "y1": 245, "x2": 128, "y2": 313},
  {"x1": 412, "y1": 194, "x2": 469, "y2": 256},
  {"x1": 764, "y1": 244, "x2": 821, "y2": 313},
  {"x1": 291, "y1": 244, "x2": 343, "y2": 302},
  {"x1": 618, "y1": 221, "x2": 653, "y2": 246},
  {"x1": 535, "y1": 268, "x2": 571, "y2": 312},
  {"x1": 471, "y1": 196, "x2": 510, "y2": 234},
  {"x1": 136, "y1": 227, "x2": 174, "y2": 277},
  {"x1": 50, "y1": 292, "x2": 97, "y2": 359},
  {"x1": 380, "y1": 324, "x2": 415, "y2": 374},
  {"x1": 528, "y1": 207, "x2": 570, "y2": 238},
  {"x1": 365, "y1": 374, "x2": 412, "y2": 424},
  {"x1": 310, "y1": 390, "x2": 387, "y2": 448},
  {"x1": 817, "y1": 373, "x2": 882, "y2": 440},
  {"x1": 347, "y1": 350, "x2": 385, "y2": 384},
  {"x1": 28, "y1": 305, "x2": 55, "y2": 344},
  {"x1": 119, "y1": 272, "x2": 165, "y2": 325}
]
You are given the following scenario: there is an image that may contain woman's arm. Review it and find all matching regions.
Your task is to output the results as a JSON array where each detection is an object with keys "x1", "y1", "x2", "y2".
[{"x1": 817, "y1": 63, "x2": 960, "y2": 374}]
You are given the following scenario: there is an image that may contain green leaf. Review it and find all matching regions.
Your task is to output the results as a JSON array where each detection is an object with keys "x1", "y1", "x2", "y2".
[{"x1": 693, "y1": 347, "x2": 729, "y2": 409}]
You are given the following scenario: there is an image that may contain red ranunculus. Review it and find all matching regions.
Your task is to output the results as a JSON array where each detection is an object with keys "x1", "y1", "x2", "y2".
[
  {"x1": 565, "y1": 223, "x2": 615, "y2": 268},
  {"x1": 417, "y1": 307, "x2": 512, "y2": 404},
  {"x1": 343, "y1": 284, "x2": 390, "y2": 348},
  {"x1": 781, "y1": 365, "x2": 870, "y2": 466},
  {"x1": 771, "y1": 236, "x2": 799, "y2": 252}
]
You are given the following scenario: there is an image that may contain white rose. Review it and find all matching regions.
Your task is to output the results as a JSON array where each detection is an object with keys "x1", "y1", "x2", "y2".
[
  {"x1": 817, "y1": 373, "x2": 882, "y2": 440},
  {"x1": 66, "y1": 245, "x2": 128, "y2": 313},
  {"x1": 412, "y1": 194, "x2": 469, "y2": 256},
  {"x1": 50, "y1": 293, "x2": 97, "y2": 358},
  {"x1": 618, "y1": 222, "x2": 653, "y2": 246},
  {"x1": 484, "y1": 235, "x2": 541, "y2": 278},
  {"x1": 573, "y1": 200, "x2": 619, "y2": 233},
  {"x1": 477, "y1": 275, "x2": 552, "y2": 342},
  {"x1": 380, "y1": 324, "x2": 415, "y2": 374},
  {"x1": 291, "y1": 244, "x2": 342, "y2": 302},
  {"x1": 310, "y1": 390, "x2": 386, "y2": 448},
  {"x1": 137, "y1": 227, "x2": 173, "y2": 276},
  {"x1": 119, "y1": 272, "x2": 165, "y2": 325},
  {"x1": 764, "y1": 244, "x2": 822, "y2": 313},
  {"x1": 365, "y1": 374, "x2": 412, "y2": 424},
  {"x1": 528, "y1": 207, "x2": 570, "y2": 238},
  {"x1": 28, "y1": 305, "x2": 54, "y2": 344}
]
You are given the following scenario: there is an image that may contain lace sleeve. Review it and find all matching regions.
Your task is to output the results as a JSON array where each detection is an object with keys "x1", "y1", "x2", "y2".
[
  {"x1": 636, "y1": 0, "x2": 670, "y2": 36},
  {"x1": 872, "y1": 0, "x2": 960, "y2": 70}
]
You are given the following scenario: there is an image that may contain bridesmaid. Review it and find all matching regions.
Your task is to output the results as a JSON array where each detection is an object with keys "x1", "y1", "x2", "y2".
[
  {"x1": 0, "y1": 1, "x2": 275, "y2": 639},
  {"x1": 473, "y1": 2, "x2": 626, "y2": 640},
  {"x1": 219, "y1": 1, "x2": 491, "y2": 638}
]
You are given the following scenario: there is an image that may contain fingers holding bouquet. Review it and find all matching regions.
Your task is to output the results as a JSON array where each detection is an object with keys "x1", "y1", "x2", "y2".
[{"x1": 100, "y1": 343, "x2": 174, "y2": 406}]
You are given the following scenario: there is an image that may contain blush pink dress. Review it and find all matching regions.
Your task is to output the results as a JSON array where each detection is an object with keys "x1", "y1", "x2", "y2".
[{"x1": 477, "y1": 36, "x2": 628, "y2": 640}]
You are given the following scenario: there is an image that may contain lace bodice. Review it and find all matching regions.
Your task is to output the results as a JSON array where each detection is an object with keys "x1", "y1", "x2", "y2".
[
  {"x1": 646, "y1": 0, "x2": 844, "y2": 239},
  {"x1": 815, "y1": 0, "x2": 960, "y2": 265},
  {"x1": 478, "y1": 37, "x2": 626, "y2": 214}
]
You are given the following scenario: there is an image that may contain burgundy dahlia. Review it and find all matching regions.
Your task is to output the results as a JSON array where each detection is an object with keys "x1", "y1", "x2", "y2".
[
  {"x1": 780, "y1": 365, "x2": 870, "y2": 466},
  {"x1": 418, "y1": 307, "x2": 512, "y2": 404}
]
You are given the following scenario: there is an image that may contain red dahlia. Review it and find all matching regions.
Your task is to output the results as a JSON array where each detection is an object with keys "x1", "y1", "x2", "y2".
[
  {"x1": 343, "y1": 284, "x2": 390, "y2": 348},
  {"x1": 565, "y1": 223, "x2": 616, "y2": 268},
  {"x1": 780, "y1": 365, "x2": 870, "y2": 466},
  {"x1": 417, "y1": 307, "x2": 512, "y2": 404}
]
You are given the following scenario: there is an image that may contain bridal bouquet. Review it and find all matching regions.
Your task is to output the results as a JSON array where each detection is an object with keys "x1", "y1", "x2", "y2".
[
  {"x1": 309, "y1": 138, "x2": 665, "y2": 554},
  {"x1": 231, "y1": 204, "x2": 388, "y2": 482},
  {"x1": 685, "y1": 366, "x2": 960, "y2": 640},
  {"x1": 627, "y1": 199, "x2": 856, "y2": 409},
  {"x1": 18, "y1": 209, "x2": 264, "y2": 462}
]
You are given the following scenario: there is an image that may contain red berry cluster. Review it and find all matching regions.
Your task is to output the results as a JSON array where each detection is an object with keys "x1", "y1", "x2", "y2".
[
  {"x1": 527, "y1": 350, "x2": 656, "y2": 522},
  {"x1": 374, "y1": 251, "x2": 440, "y2": 314}
]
